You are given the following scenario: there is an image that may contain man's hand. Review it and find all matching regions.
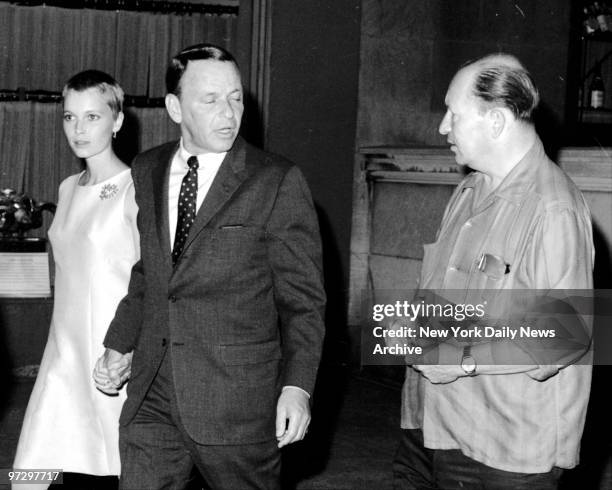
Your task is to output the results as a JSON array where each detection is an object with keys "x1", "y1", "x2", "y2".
[
  {"x1": 526, "y1": 364, "x2": 560, "y2": 381},
  {"x1": 413, "y1": 364, "x2": 465, "y2": 384},
  {"x1": 413, "y1": 342, "x2": 465, "y2": 383},
  {"x1": 93, "y1": 348, "x2": 132, "y2": 395},
  {"x1": 275, "y1": 387, "x2": 311, "y2": 448}
]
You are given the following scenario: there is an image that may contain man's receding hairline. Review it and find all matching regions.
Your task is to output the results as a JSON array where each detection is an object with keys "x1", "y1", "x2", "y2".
[
  {"x1": 458, "y1": 54, "x2": 526, "y2": 98},
  {"x1": 473, "y1": 53, "x2": 525, "y2": 71}
]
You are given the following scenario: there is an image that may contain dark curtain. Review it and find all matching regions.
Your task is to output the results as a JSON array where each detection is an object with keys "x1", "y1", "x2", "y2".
[{"x1": 0, "y1": 3, "x2": 237, "y2": 97}]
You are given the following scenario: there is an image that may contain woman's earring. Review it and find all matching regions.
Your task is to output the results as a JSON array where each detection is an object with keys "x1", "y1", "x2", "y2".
[{"x1": 112, "y1": 131, "x2": 117, "y2": 139}]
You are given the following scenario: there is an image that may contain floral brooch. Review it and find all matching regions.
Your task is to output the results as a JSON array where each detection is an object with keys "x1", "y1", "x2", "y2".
[{"x1": 99, "y1": 183, "x2": 119, "y2": 200}]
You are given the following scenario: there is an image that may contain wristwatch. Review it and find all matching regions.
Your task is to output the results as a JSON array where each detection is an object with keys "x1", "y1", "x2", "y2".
[{"x1": 461, "y1": 345, "x2": 477, "y2": 376}]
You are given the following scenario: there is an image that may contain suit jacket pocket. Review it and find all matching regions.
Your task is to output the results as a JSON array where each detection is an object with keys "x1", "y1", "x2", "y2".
[
  {"x1": 220, "y1": 341, "x2": 282, "y2": 392},
  {"x1": 217, "y1": 341, "x2": 281, "y2": 440},
  {"x1": 220, "y1": 340, "x2": 282, "y2": 365},
  {"x1": 203, "y1": 226, "x2": 265, "y2": 253}
]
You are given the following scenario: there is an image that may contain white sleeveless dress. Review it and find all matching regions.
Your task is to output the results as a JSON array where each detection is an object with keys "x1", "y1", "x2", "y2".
[{"x1": 13, "y1": 168, "x2": 139, "y2": 477}]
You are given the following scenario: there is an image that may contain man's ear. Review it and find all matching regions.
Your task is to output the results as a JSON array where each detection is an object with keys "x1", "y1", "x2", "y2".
[
  {"x1": 488, "y1": 108, "x2": 507, "y2": 139},
  {"x1": 165, "y1": 94, "x2": 182, "y2": 124}
]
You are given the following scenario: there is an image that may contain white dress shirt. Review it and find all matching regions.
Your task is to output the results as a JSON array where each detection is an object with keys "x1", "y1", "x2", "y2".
[{"x1": 168, "y1": 139, "x2": 226, "y2": 248}]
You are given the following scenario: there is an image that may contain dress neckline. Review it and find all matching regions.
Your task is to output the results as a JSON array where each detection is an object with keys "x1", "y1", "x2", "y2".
[{"x1": 77, "y1": 168, "x2": 130, "y2": 187}]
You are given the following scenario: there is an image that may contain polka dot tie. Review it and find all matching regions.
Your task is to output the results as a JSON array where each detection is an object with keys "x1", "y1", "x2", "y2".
[{"x1": 172, "y1": 156, "x2": 199, "y2": 266}]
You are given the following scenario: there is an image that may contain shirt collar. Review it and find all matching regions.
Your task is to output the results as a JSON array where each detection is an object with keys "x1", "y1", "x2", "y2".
[
  {"x1": 464, "y1": 137, "x2": 547, "y2": 205},
  {"x1": 492, "y1": 137, "x2": 546, "y2": 203},
  {"x1": 178, "y1": 138, "x2": 227, "y2": 168}
]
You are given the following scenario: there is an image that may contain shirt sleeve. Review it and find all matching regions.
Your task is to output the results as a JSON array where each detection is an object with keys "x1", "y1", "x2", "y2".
[
  {"x1": 265, "y1": 165, "x2": 326, "y2": 395},
  {"x1": 512, "y1": 205, "x2": 594, "y2": 368}
]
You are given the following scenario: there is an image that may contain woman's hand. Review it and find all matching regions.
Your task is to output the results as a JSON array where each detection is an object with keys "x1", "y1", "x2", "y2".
[{"x1": 93, "y1": 348, "x2": 132, "y2": 395}]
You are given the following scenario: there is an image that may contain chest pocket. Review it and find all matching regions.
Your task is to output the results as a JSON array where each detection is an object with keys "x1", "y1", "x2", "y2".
[{"x1": 467, "y1": 196, "x2": 540, "y2": 294}]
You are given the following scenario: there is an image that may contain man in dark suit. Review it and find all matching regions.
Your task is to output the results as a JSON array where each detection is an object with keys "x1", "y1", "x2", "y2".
[{"x1": 93, "y1": 43, "x2": 325, "y2": 489}]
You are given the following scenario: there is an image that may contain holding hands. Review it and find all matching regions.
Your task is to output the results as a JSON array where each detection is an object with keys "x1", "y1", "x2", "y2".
[{"x1": 93, "y1": 348, "x2": 132, "y2": 395}]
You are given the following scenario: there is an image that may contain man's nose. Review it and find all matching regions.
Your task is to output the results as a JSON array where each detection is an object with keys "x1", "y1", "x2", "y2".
[
  {"x1": 439, "y1": 111, "x2": 450, "y2": 135},
  {"x1": 220, "y1": 99, "x2": 235, "y2": 118}
]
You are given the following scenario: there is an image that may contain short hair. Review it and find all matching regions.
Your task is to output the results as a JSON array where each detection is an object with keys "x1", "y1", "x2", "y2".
[
  {"x1": 467, "y1": 54, "x2": 540, "y2": 121},
  {"x1": 166, "y1": 43, "x2": 239, "y2": 97},
  {"x1": 62, "y1": 70, "x2": 124, "y2": 119}
]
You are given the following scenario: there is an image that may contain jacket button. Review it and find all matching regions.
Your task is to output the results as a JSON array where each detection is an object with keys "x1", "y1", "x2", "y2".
[
  {"x1": 162, "y1": 338, "x2": 167, "y2": 346},
  {"x1": 169, "y1": 295, "x2": 177, "y2": 302}
]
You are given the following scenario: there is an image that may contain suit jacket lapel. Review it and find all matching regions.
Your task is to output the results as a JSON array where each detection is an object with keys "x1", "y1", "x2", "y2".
[
  {"x1": 183, "y1": 138, "x2": 248, "y2": 251},
  {"x1": 152, "y1": 142, "x2": 178, "y2": 262}
]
